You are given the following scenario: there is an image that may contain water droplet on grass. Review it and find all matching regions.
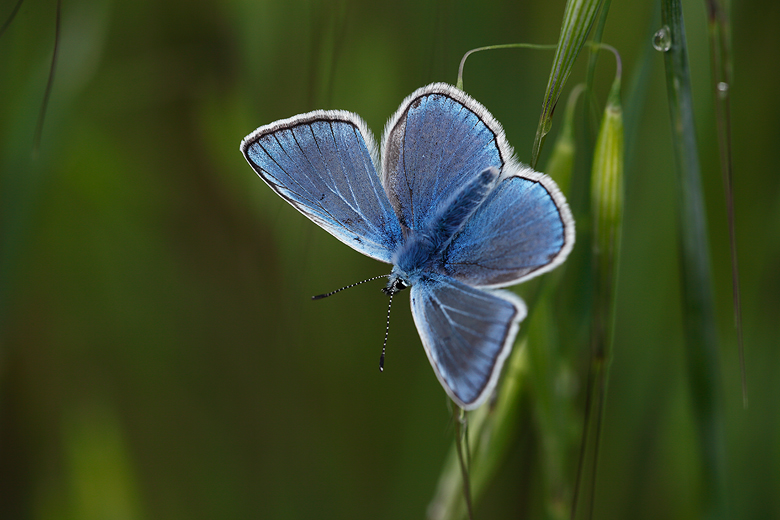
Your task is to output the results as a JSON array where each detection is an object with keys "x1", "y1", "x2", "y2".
[{"x1": 652, "y1": 26, "x2": 671, "y2": 52}]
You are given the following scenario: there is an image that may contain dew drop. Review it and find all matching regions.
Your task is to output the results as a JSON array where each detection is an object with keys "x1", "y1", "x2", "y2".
[
  {"x1": 652, "y1": 25, "x2": 672, "y2": 52},
  {"x1": 717, "y1": 81, "x2": 729, "y2": 98}
]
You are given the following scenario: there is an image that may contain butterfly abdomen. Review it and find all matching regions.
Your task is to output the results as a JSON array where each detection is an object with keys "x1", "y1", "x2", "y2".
[{"x1": 426, "y1": 166, "x2": 499, "y2": 252}]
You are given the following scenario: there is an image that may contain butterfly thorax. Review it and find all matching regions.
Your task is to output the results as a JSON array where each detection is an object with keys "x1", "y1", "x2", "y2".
[{"x1": 384, "y1": 234, "x2": 436, "y2": 295}]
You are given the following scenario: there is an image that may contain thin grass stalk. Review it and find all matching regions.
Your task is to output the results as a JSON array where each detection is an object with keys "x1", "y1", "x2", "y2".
[
  {"x1": 526, "y1": 288, "x2": 580, "y2": 520},
  {"x1": 660, "y1": 0, "x2": 728, "y2": 517},
  {"x1": 428, "y1": 80, "x2": 586, "y2": 518},
  {"x1": 622, "y1": 2, "x2": 660, "y2": 172},
  {"x1": 427, "y1": 338, "x2": 530, "y2": 520},
  {"x1": 545, "y1": 84, "x2": 585, "y2": 196},
  {"x1": 531, "y1": 0, "x2": 602, "y2": 168},
  {"x1": 705, "y1": 0, "x2": 746, "y2": 407},
  {"x1": 33, "y1": 0, "x2": 61, "y2": 154},
  {"x1": 456, "y1": 43, "x2": 557, "y2": 91},
  {"x1": 584, "y1": 0, "x2": 612, "y2": 140},
  {"x1": 534, "y1": 86, "x2": 584, "y2": 520},
  {"x1": 589, "y1": 61, "x2": 623, "y2": 378},
  {"x1": 570, "y1": 63, "x2": 623, "y2": 520},
  {"x1": 0, "y1": 0, "x2": 25, "y2": 37},
  {"x1": 526, "y1": 88, "x2": 584, "y2": 519},
  {"x1": 453, "y1": 409, "x2": 474, "y2": 520}
]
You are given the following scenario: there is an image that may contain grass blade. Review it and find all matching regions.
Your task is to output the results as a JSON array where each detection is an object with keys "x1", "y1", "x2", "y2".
[
  {"x1": 584, "y1": 0, "x2": 612, "y2": 140},
  {"x1": 705, "y1": 0, "x2": 746, "y2": 407},
  {"x1": 0, "y1": 0, "x2": 25, "y2": 37},
  {"x1": 531, "y1": 0, "x2": 602, "y2": 168},
  {"x1": 33, "y1": 0, "x2": 62, "y2": 154},
  {"x1": 589, "y1": 57, "x2": 623, "y2": 371},
  {"x1": 545, "y1": 83, "x2": 585, "y2": 196},
  {"x1": 571, "y1": 62, "x2": 623, "y2": 520},
  {"x1": 660, "y1": 0, "x2": 728, "y2": 517}
]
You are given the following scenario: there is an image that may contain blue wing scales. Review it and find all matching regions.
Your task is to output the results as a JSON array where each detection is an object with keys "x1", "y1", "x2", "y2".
[
  {"x1": 443, "y1": 165, "x2": 575, "y2": 287},
  {"x1": 241, "y1": 111, "x2": 403, "y2": 263},
  {"x1": 410, "y1": 274, "x2": 527, "y2": 409},
  {"x1": 381, "y1": 83, "x2": 512, "y2": 234}
]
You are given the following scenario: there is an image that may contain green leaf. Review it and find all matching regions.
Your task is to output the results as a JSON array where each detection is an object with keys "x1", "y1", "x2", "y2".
[
  {"x1": 531, "y1": 0, "x2": 603, "y2": 168},
  {"x1": 570, "y1": 68, "x2": 624, "y2": 520}
]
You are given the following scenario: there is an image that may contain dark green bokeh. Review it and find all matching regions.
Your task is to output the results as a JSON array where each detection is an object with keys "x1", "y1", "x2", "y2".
[{"x1": 1, "y1": 0, "x2": 778, "y2": 518}]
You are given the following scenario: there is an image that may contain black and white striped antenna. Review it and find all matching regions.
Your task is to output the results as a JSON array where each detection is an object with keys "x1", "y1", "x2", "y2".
[
  {"x1": 311, "y1": 274, "x2": 396, "y2": 372},
  {"x1": 380, "y1": 292, "x2": 393, "y2": 372},
  {"x1": 311, "y1": 274, "x2": 389, "y2": 300}
]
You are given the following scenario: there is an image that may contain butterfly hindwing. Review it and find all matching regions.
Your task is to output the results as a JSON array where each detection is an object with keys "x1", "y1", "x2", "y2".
[
  {"x1": 410, "y1": 273, "x2": 527, "y2": 410},
  {"x1": 381, "y1": 83, "x2": 512, "y2": 234},
  {"x1": 443, "y1": 165, "x2": 575, "y2": 288},
  {"x1": 241, "y1": 110, "x2": 403, "y2": 263}
]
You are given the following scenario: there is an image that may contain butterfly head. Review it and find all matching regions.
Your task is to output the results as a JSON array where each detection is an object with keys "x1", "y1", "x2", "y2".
[{"x1": 382, "y1": 269, "x2": 410, "y2": 296}]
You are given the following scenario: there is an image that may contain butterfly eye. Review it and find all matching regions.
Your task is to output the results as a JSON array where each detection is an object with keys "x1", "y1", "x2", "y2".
[{"x1": 382, "y1": 275, "x2": 409, "y2": 296}]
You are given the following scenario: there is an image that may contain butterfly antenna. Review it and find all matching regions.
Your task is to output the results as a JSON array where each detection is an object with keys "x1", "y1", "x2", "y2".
[
  {"x1": 379, "y1": 292, "x2": 394, "y2": 372},
  {"x1": 311, "y1": 274, "x2": 389, "y2": 300}
]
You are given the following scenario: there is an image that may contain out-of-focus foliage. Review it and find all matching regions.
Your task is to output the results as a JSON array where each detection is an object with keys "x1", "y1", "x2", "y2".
[{"x1": 1, "y1": 0, "x2": 778, "y2": 519}]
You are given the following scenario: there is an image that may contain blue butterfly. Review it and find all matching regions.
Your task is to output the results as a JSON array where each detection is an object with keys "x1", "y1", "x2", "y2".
[{"x1": 240, "y1": 83, "x2": 574, "y2": 410}]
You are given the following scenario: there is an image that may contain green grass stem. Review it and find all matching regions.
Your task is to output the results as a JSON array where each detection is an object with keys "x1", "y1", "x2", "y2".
[
  {"x1": 571, "y1": 63, "x2": 623, "y2": 520},
  {"x1": 427, "y1": 338, "x2": 530, "y2": 520},
  {"x1": 705, "y1": 0, "x2": 746, "y2": 407},
  {"x1": 584, "y1": 0, "x2": 612, "y2": 140},
  {"x1": 660, "y1": 0, "x2": 728, "y2": 517},
  {"x1": 545, "y1": 83, "x2": 585, "y2": 196},
  {"x1": 456, "y1": 43, "x2": 557, "y2": 91}
]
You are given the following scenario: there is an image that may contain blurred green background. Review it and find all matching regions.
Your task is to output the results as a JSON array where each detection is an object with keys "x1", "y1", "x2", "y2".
[{"x1": 1, "y1": 0, "x2": 778, "y2": 518}]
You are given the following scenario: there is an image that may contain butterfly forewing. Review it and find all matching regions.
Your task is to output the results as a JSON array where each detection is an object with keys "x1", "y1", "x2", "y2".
[
  {"x1": 241, "y1": 111, "x2": 402, "y2": 263},
  {"x1": 381, "y1": 83, "x2": 511, "y2": 234},
  {"x1": 410, "y1": 274, "x2": 527, "y2": 410}
]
